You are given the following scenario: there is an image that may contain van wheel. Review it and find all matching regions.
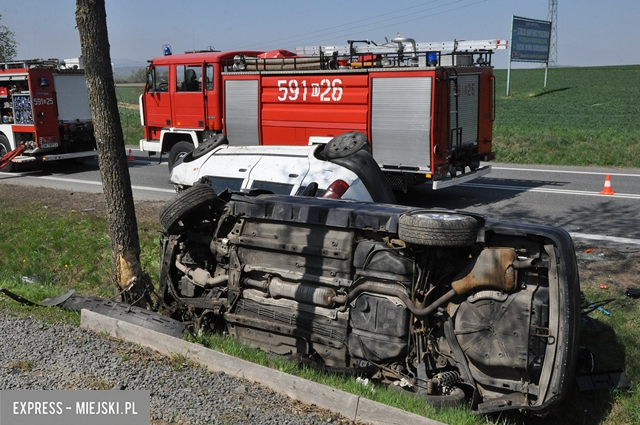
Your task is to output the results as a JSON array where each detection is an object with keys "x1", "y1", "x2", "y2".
[
  {"x1": 168, "y1": 141, "x2": 194, "y2": 172},
  {"x1": 422, "y1": 387, "x2": 466, "y2": 408},
  {"x1": 192, "y1": 134, "x2": 228, "y2": 159},
  {"x1": 0, "y1": 135, "x2": 15, "y2": 172},
  {"x1": 160, "y1": 184, "x2": 220, "y2": 234},
  {"x1": 323, "y1": 132, "x2": 369, "y2": 159},
  {"x1": 399, "y1": 211, "x2": 478, "y2": 247}
]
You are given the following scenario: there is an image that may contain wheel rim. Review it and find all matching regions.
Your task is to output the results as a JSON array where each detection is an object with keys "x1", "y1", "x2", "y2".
[
  {"x1": 413, "y1": 212, "x2": 468, "y2": 222},
  {"x1": 333, "y1": 134, "x2": 357, "y2": 152}
]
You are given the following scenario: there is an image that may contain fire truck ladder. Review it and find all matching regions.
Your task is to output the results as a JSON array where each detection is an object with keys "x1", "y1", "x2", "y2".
[
  {"x1": 295, "y1": 38, "x2": 508, "y2": 66},
  {"x1": 0, "y1": 59, "x2": 60, "y2": 70},
  {"x1": 447, "y1": 68, "x2": 462, "y2": 152}
]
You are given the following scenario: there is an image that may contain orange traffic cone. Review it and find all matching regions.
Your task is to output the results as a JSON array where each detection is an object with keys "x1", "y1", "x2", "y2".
[
  {"x1": 128, "y1": 149, "x2": 135, "y2": 162},
  {"x1": 600, "y1": 174, "x2": 615, "y2": 195}
]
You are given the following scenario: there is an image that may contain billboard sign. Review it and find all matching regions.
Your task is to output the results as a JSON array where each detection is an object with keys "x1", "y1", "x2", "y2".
[{"x1": 510, "y1": 16, "x2": 551, "y2": 63}]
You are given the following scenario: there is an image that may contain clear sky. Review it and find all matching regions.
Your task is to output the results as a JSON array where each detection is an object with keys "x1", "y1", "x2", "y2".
[{"x1": 2, "y1": 0, "x2": 639, "y2": 70}]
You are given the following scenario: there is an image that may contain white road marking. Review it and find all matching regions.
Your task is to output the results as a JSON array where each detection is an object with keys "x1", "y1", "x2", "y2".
[
  {"x1": 492, "y1": 166, "x2": 640, "y2": 178},
  {"x1": 6, "y1": 168, "x2": 640, "y2": 247},
  {"x1": 462, "y1": 182, "x2": 640, "y2": 199},
  {"x1": 1, "y1": 174, "x2": 175, "y2": 193},
  {"x1": 570, "y1": 232, "x2": 640, "y2": 246}
]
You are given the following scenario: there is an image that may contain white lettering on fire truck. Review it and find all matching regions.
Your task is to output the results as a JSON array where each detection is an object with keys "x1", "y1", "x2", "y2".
[
  {"x1": 460, "y1": 83, "x2": 476, "y2": 97},
  {"x1": 32, "y1": 97, "x2": 55, "y2": 106},
  {"x1": 277, "y1": 78, "x2": 343, "y2": 102}
]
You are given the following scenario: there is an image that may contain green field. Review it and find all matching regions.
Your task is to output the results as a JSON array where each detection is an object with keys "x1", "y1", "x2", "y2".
[
  {"x1": 493, "y1": 65, "x2": 640, "y2": 167},
  {"x1": 117, "y1": 65, "x2": 640, "y2": 170},
  {"x1": 116, "y1": 83, "x2": 145, "y2": 148}
]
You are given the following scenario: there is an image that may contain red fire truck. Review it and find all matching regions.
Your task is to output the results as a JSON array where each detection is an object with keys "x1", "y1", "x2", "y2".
[
  {"x1": 139, "y1": 36, "x2": 506, "y2": 190},
  {"x1": 0, "y1": 59, "x2": 96, "y2": 171}
]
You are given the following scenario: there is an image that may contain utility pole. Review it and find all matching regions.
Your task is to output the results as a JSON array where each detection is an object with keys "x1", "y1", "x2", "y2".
[{"x1": 547, "y1": 0, "x2": 558, "y2": 67}]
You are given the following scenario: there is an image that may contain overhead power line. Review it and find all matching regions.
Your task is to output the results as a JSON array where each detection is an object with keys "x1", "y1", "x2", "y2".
[{"x1": 230, "y1": 0, "x2": 488, "y2": 51}]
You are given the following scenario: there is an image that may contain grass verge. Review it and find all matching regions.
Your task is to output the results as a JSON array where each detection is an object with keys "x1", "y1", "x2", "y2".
[{"x1": 493, "y1": 66, "x2": 640, "y2": 167}]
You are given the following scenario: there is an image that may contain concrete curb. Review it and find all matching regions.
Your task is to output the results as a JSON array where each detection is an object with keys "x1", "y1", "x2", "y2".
[{"x1": 80, "y1": 309, "x2": 446, "y2": 425}]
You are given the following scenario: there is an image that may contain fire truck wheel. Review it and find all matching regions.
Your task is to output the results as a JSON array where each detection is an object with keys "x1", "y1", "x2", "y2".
[
  {"x1": 168, "y1": 141, "x2": 194, "y2": 172},
  {"x1": 159, "y1": 184, "x2": 220, "y2": 234},
  {"x1": 0, "y1": 135, "x2": 15, "y2": 172},
  {"x1": 192, "y1": 134, "x2": 228, "y2": 159},
  {"x1": 398, "y1": 211, "x2": 478, "y2": 247},
  {"x1": 323, "y1": 132, "x2": 370, "y2": 159}
]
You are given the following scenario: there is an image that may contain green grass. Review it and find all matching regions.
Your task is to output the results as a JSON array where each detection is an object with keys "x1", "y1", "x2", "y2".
[
  {"x1": 116, "y1": 83, "x2": 145, "y2": 104},
  {"x1": 575, "y1": 285, "x2": 640, "y2": 425},
  {"x1": 186, "y1": 330, "x2": 500, "y2": 425},
  {"x1": 116, "y1": 84, "x2": 144, "y2": 147},
  {"x1": 0, "y1": 200, "x2": 161, "y2": 316},
  {"x1": 493, "y1": 65, "x2": 640, "y2": 167}
]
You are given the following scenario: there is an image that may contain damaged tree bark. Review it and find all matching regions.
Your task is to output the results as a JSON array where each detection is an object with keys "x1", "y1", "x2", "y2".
[{"x1": 75, "y1": 0, "x2": 152, "y2": 307}]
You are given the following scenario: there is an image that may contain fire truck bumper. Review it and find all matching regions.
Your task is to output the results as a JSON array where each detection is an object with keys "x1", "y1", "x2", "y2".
[
  {"x1": 432, "y1": 165, "x2": 491, "y2": 190},
  {"x1": 11, "y1": 151, "x2": 97, "y2": 164},
  {"x1": 41, "y1": 151, "x2": 97, "y2": 162}
]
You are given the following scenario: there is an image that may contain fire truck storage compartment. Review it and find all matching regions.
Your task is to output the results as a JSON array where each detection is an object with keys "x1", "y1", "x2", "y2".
[
  {"x1": 12, "y1": 94, "x2": 33, "y2": 124},
  {"x1": 450, "y1": 73, "x2": 480, "y2": 148},
  {"x1": 53, "y1": 74, "x2": 92, "y2": 122},
  {"x1": 370, "y1": 76, "x2": 432, "y2": 171},
  {"x1": 224, "y1": 79, "x2": 259, "y2": 146},
  {"x1": 258, "y1": 73, "x2": 370, "y2": 146}
]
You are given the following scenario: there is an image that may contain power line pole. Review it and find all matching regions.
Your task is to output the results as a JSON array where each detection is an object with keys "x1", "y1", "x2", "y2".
[{"x1": 547, "y1": 0, "x2": 558, "y2": 66}]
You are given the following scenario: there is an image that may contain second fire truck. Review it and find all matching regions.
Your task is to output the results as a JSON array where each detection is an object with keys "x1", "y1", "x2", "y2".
[
  {"x1": 0, "y1": 58, "x2": 96, "y2": 171},
  {"x1": 139, "y1": 36, "x2": 506, "y2": 190}
]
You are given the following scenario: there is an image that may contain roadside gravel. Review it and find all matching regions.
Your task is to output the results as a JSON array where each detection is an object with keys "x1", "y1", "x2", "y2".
[{"x1": 0, "y1": 309, "x2": 357, "y2": 425}]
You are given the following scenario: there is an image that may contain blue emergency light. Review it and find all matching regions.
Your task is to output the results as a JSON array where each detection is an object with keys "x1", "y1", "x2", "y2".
[{"x1": 427, "y1": 52, "x2": 438, "y2": 66}]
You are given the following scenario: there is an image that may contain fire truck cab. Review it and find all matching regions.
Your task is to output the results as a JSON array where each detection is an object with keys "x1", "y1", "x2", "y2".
[
  {"x1": 139, "y1": 37, "x2": 506, "y2": 190},
  {"x1": 0, "y1": 58, "x2": 96, "y2": 171}
]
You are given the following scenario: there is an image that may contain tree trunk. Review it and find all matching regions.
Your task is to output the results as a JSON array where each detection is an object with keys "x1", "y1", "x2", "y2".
[{"x1": 75, "y1": 0, "x2": 152, "y2": 307}]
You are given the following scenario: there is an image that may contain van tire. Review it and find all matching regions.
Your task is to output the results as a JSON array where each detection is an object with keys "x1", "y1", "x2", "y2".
[
  {"x1": 399, "y1": 211, "x2": 478, "y2": 246},
  {"x1": 323, "y1": 132, "x2": 369, "y2": 159},
  {"x1": 160, "y1": 184, "x2": 219, "y2": 234}
]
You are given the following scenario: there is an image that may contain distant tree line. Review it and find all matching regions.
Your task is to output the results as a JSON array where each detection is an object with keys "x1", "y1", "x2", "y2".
[
  {"x1": 0, "y1": 14, "x2": 18, "y2": 61},
  {"x1": 115, "y1": 67, "x2": 147, "y2": 84}
]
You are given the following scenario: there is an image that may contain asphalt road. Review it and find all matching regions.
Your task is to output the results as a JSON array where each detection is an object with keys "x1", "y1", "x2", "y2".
[
  {"x1": 0, "y1": 150, "x2": 176, "y2": 202},
  {"x1": 2, "y1": 149, "x2": 640, "y2": 246},
  {"x1": 396, "y1": 163, "x2": 640, "y2": 246}
]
